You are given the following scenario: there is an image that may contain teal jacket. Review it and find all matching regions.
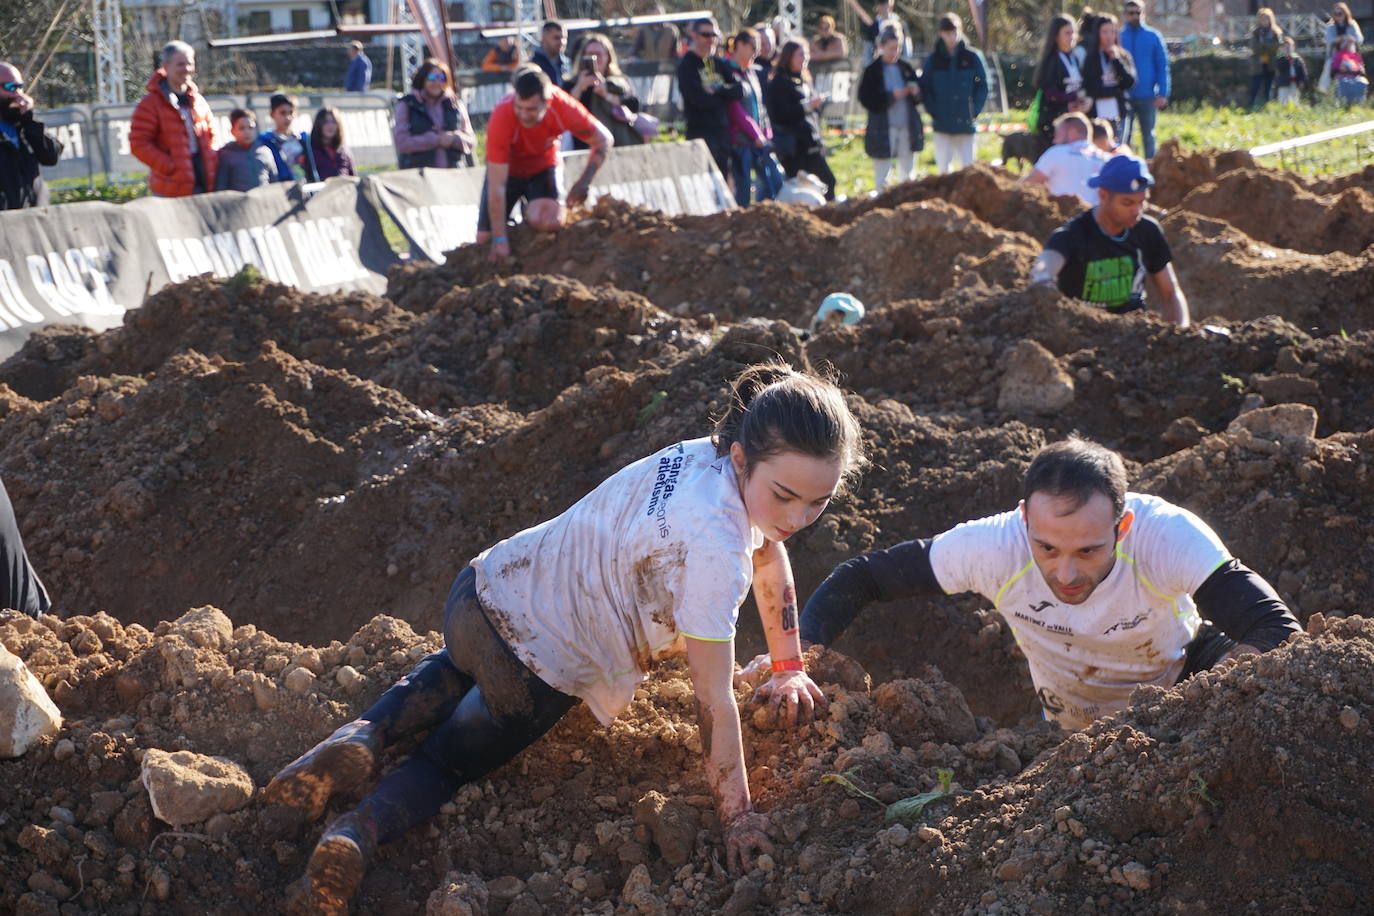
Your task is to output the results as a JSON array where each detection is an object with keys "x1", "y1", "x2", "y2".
[{"x1": 918, "y1": 39, "x2": 989, "y2": 135}]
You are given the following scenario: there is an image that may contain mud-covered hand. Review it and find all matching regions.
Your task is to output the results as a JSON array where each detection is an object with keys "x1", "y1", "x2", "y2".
[
  {"x1": 566, "y1": 181, "x2": 591, "y2": 208},
  {"x1": 752, "y1": 670, "x2": 827, "y2": 727},
  {"x1": 733, "y1": 652, "x2": 773, "y2": 689},
  {"x1": 724, "y1": 810, "x2": 775, "y2": 873}
]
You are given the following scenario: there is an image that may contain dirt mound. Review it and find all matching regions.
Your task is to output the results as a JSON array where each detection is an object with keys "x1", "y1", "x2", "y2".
[
  {"x1": 1164, "y1": 211, "x2": 1374, "y2": 333},
  {"x1": 821, "y1": 163, "x2": 1083, "y2": 241},
  {"x1": 1147, "y1": 140, "x2": 1257, "y2": 209},
  {"x1": 866, "y1": 614, "x2": 1374, "y2": 914},
  {"x1": 1177, "y1": 168, "x2": 1374, "y2": 256}
]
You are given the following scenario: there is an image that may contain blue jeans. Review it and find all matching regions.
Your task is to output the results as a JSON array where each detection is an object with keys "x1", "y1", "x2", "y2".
[
  {"x1": 1123, "y1": 97, "x2": 1159, "y2": 159},
  {"x1": 731, "y1": 144, "x2": 785, "y2": 206},
  {"x1": 1249, "y1": 71, "x2": 1275, "y2": 109}
]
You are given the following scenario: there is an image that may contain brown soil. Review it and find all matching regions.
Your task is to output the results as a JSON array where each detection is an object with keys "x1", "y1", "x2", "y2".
[{"x1": 2, "y1": 154, "x2": 1373, "y2": 915}]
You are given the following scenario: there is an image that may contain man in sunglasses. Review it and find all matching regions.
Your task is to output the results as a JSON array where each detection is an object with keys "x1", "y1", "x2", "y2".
[
  {"x1": 1119, "y1": 0, "x2": 1170, "y2": 158},
  {"x1": 0, "y1": 62, "x2": 64, "y2": 210},
  {"x1": 677, "y1": 18, "x2": 742, "y2": 178}
]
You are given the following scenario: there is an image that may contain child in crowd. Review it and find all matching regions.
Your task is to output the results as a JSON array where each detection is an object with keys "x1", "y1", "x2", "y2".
[
  {"x1": 1092, "y1": 117, "x2": 1134, "y2": 157},
  {"x1": 213, "y1": 109, "x2": 275, "y2": 191},
  {"x1": 259, "y1": 92, "x2": 318, "y2": 182},
  {"x1": 1275, "y1": 37, "x2": 1308, "y2": 105},
  {"x1": 310, "y1": 107, "x2": 356, "y2": 179},
  {"x1": 1332, "y1": 36, "x2": 1368, "y2": 106}
]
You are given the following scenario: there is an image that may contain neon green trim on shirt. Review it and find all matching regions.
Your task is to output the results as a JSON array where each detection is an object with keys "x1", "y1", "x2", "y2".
[
  {"x1": 1113, "y1": 546, "x2": 1229, "y2": 619},
  {"x1": 994, "y1": 559, "x2": 1037, "y2": 611},
  {"x1": 680, "y1": 630, "x2": 736, "y2": 643}
]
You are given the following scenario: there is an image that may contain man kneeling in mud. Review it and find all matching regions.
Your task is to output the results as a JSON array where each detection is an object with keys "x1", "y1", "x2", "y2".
[{"x1": 791, "y1": 437, "x2": 1301, "y2": 729}]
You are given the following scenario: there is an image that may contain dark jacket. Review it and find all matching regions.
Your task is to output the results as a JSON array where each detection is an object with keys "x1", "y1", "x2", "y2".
[
  {"x1": 312, "y1": 143, "x2": 357, "y2": 179},
  {"x1": 344, "y1": 53, "x2": 372, "y2": 91},
  {"x1": 396, "y1": 92, "x2": 466, "y2": 169},
  {"x1": 765, "y1": 71, "x2": 825, "y2": 157},
  {"x1": 258, "y1": 130, "x2": 319, "y2": 182},
  {"x1": 531, "y1": 48, "x2": 567, "y2": 85},
  {"x1": 214, "y1": 140, "x2": 275, "y2": 191},
  {"x1": 1251, "y1": 26, "x2": 1283, "y2": 75},
  {"x1": 1082, "y1": 46, "x2": 1137, "y2": 115},
  {"x1": 677, "y1": 52, "x2": 743, "y2": 139},
  {"x1": 563, "y1": 75, "x2": 644, "y2": 149},
  {"x1": 1034, "y1": 48, "x2": 1085, "y2": 134},
  {"x1": 0, "y1": 108, "x2": 62, "y2": 210},
  {"x1": 858, "y1": 57, "x2": 925, "y2": 157},
  {"x1": 1275, "y1": 53, "x2": 1308, "y2": 88},
  {"x1": 919, "y1": 39, "x2": 989, "y2": 135}
]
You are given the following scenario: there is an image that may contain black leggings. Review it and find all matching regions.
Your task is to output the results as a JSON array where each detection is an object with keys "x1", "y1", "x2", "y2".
[
  {"x1": 779, "y1": 150, "x2": 837, "y2": 201},
  {"x1": 353, "y1": 566, "x2": 577, "y2": 844},
  {"x1": 1176, "y1": 623, "x2": 1240, "y2": 683}
]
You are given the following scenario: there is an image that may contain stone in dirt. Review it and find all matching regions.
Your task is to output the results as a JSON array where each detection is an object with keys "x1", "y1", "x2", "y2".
[
  {"x1": 0, "y1": 644, "x2": 62, "y2": 758},
  {"x1": 426, "y1": 870, "x2": 490, "y2": 916},
  {"x1": 621, "y1": 863, "x2": 665, "y2": 916},
  {"x1": 140, "y1": 748, "x2": 254, "y2": 826},
  {"x1": 997, "y1": 340, "x2": 1075, "y2": 414},
  {"x1": 1228, "y1": 403, "x2": 1318, "y2": 441},
  {"x1": 633, "y1": 789, "x2": 699, "y2": 865}
]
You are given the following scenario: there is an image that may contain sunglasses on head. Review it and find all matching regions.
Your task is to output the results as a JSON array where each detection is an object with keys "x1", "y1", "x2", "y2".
[
  {"x1": 2, "y1": 81, "x2": 24, "y2": 92},
  {"x1": 426, "y1": 71, "x2": 447, "y2": 82}
]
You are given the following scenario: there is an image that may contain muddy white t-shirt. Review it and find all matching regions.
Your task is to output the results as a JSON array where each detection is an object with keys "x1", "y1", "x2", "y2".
[
  {"x1": 472, "y1": 437, "x2": 764, "y2": 725},
  {"x1": 929, "y1": 493, "x2": 1230, "y2": 729}
]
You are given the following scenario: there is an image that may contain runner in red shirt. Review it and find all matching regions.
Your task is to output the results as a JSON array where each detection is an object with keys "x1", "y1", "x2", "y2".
[{"x1": 478, "y1": 67, "x2": 614, "y2": 261}]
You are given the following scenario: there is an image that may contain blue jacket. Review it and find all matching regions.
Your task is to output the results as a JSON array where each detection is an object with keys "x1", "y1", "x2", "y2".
[
  {"x1": 918, "y1": 39, "x2": 989, "y2": 135},
  {"x1": 1120, "y1": 22, "x2": 1170, "y2": 99},
  {"x1": 344, "y1": 53, "x2": 372, "y2": 91},
  {"x1": 258, "y1": 130, "x2": 319, "y2": 182}
]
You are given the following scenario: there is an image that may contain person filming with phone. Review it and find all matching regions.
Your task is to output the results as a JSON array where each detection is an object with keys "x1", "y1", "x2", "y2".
[
  {"x1": 766, "y1": 39, "x2": 837, "y2": 200},
  {"x1": 564, "y1": 31, "x2": 647, "y2": 148}
]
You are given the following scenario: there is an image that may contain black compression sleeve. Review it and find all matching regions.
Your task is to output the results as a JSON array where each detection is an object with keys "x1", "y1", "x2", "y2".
[
  {"x1": 1193, "y1": 559, "x2": 1302, "y2": 651},
  {"x1": 799, "y1": 538, "x2": 943, "y2": 646}
]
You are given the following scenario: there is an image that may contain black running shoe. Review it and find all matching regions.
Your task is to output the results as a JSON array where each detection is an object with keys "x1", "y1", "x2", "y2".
[{"x1": 264, "y1": 720, "x2": 381, "y2": 821}]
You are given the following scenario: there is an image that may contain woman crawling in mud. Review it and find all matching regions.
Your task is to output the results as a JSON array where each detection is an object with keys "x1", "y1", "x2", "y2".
[{"x1": 265, "y1": 363, "x2": 865, "y2": 913}]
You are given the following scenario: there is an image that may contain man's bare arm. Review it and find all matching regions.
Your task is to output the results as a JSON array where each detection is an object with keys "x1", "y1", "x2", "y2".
[
  {"x1": 567, "y1": 119, "x2": 614, "y2": 207},
  {"x1": 1149, "y1": 263, "x2": 1190, "y2": 327}
]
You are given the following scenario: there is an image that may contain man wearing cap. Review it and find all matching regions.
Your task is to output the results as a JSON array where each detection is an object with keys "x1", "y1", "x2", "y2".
[
  {"x1": 344, "y1": 41, "x2": 373, "y2": 92},
  {"x1": 1031, "y1": 153, "x2": 1189, "y2": 326}
]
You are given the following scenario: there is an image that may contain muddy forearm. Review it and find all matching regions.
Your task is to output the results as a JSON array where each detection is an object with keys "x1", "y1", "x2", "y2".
[
  {"x1": 695, "y1": 692, "x2": 751, "y2": 822},
  {"x1": 753, "y1": 541, "x2": 804, "y2": 664}
]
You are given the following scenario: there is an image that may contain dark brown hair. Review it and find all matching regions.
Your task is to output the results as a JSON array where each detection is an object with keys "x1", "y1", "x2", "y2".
[
  {"x1": 513, "y1": 67, "x2": 552, "y2": 99},
  {"x1": 713, "y1": 363, "x2": 864, "y2": 487},
  {"x1": 310, "y1": 106, "x2": 345, "y2": 150},
  {"x1": 772, "y1": 40, "x2": 810, "y2": 80},
  {"x1": 1033, "y1": 15, "x2": 1076, "y2": 86},
  {"x1": 411, "y1": 58, "x2": 454, "y2": 92},
  {"x1": 1022, "y1": 437, "x2": 1128, "y2": 520}
]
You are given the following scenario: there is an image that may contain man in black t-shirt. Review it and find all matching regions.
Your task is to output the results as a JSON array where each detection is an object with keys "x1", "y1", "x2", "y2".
[{"x1": 1031, "y1": 154, "x2": 1190, "y2": 326}]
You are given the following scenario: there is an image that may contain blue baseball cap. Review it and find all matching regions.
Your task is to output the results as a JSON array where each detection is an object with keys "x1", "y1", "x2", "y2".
[
  {"x1": 812, "y1": 293, "x2": 865, "y2": 331},
  {"x1": 1088, "y1": 154, "x2": 1155, "y2": 193}
]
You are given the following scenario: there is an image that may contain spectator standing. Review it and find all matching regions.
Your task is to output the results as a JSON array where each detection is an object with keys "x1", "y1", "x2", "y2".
[
  {"x1": 1249, "y1": 9, "x2": 1283, "y2": 109},
  {"x1": 631, "y1": 4, "x2": 681, "y2": 61},
  {"x1": 531, "y1": 21, "x2": 569, "y2": 85},
  {"x1": 767, "y1": 39, "x2": 837, "y2": 200},
  {"x1": 1023, "y1": 112, "x2": 1109, "y2": 206},
  {"x1": 214, "y1": 109, "x2": 275, "y2": 191},
  {"x1": 810, "y1": 16, "x2": 849, "y2": 63},
  {"x1": 0, "y1": 61, "x2": 62, "y2": 210},
  {"x1": 1082, "y1": 14, "x2": 1135, "y2": 150},
  {"x1": 1119, "y1": 0, "x2": 1169, "y2": 159},
  {"x1": 1275, "y1": 37, "x2": 1308, "y2": 105},
  {"x1": 1, "y1": 475, "x2": 50, "y2": 619},
  {"x1": 393, "y1": 58, "x2": 476, "y2": 170},
  {"x1": 345, "y1": 41, "x2": 373, "y2": 92},
  {"x1": 1331, "y1": 36, "x2": 1368, "y2": 105},
  {"x1": 847, "y1": 0, "x2": 911, "y2": 61},
  {"x1": 678, "y1": 19, "x2": 743, "y2": 180},
  {"x1": 725, "y1": 29, "x2": 784, "y2": 205},
  {"x1": 311, "y1": 107, "x2": 356, "y2": 179},
  {"x1": 130, "y1": 40, "x2": 218, "y2": 197},
  {"x1": 1032, "y1": 16, "x2": 1088, "y2": 152},
  {"x1": 477, "y1": 68, "x2": 613, "y2": 262},
  {"x1": 259, "y1": 93, "x2": 318, "y2": 183},
  {"x1": 1321, "y1": 3, "x2": 1364, "y2": 91},
  {"x1": 1031, "y1": 154, "x2": 1188, "y2": 324},
  {"x1": 859, "y1": 26, "x2": 924, "y2": 189},
  {"x1": 565, "y1": 32, "x2": 644, "y2": 149},
  {"x1": 482, "y1": 36, "x2": 522, "y2": 72},
  {"x1": 754, "y1": 23, "x2": 777, "y2": 73},
  {"x1": 919, "y1": 13, "x2": 988, "y2": 174}
]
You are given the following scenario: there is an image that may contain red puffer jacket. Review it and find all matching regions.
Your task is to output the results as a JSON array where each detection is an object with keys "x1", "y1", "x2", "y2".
[{"x1": 129, "y1": 70, "x2": 218, "y2": 197}]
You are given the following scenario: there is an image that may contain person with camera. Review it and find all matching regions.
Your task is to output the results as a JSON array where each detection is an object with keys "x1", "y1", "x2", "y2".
[
  {"x1": 678, "y1": 18, "x2": 743, "y2": 179},
  {"x1": 564, "y1": 32, "x2": 646, "y2": 149},
  {"x1": 767, "y1": 39, "x2": 837, "y2": 200},
  {"x1": 0, "y1": 61, "x2": 63, "y2": 210},
  {"x1": 859, "y1": 25, "x2": 924, "y2": 189}
]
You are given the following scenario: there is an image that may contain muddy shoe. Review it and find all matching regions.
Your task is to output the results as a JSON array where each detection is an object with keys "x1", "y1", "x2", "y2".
[
  {"x1": 286, "y1": 812, "x2": 377, "y2": 915},
  {"x1": 264, "y1": 720, "x2": 381, "y2": 821}
]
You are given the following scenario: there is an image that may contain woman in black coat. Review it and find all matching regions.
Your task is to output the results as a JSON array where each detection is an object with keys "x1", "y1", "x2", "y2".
[
  {"x1": 765, "y1": 40, "x2": 837, "y2": 200},
  {"x1": 1032, "y1": 15, "x2": 1087, "y2": 151},
  {"x1": 1081, "y1": 14, "x2": 1136, "y2": 146},
  {"x1": 858, "y1": 25, "x2": 924, "y2": 189}
]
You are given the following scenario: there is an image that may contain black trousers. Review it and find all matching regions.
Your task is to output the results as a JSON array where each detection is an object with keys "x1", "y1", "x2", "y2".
[{"x1": 779, "y1": 150, "x2": 837, "y2": 201}]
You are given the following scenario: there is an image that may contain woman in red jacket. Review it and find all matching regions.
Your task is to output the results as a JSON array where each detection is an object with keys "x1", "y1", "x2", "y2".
[{"x1": 129, "y1": 40, "x2": 218, "y2": 197}]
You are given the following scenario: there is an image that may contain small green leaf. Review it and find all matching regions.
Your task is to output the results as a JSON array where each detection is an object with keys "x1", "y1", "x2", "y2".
[{"x1": 637, "y1": 390, "x2": 668, "y2": 426}]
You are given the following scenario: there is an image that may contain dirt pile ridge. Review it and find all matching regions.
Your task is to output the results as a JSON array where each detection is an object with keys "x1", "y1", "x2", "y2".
[
  {"x1": 2, "y1": 153, "x2": 1374, "y2": 913},
  {"x1": 1146, "y1": 140, "x2": 1258, "y2": 209}
]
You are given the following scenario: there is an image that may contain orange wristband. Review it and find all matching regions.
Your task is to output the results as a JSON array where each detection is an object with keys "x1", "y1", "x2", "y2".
[{"x1": 771, "y1": 658, "x2": 804, "y2": 673}]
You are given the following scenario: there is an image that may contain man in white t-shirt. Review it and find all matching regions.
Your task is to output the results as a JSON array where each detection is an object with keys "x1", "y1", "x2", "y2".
[
  {"x1": 1023, "y1": 112, "x2": 1110, "y2": 206},
  {"x1": 796, "y1": 437, "x2": 1302, "y2": 729}
]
